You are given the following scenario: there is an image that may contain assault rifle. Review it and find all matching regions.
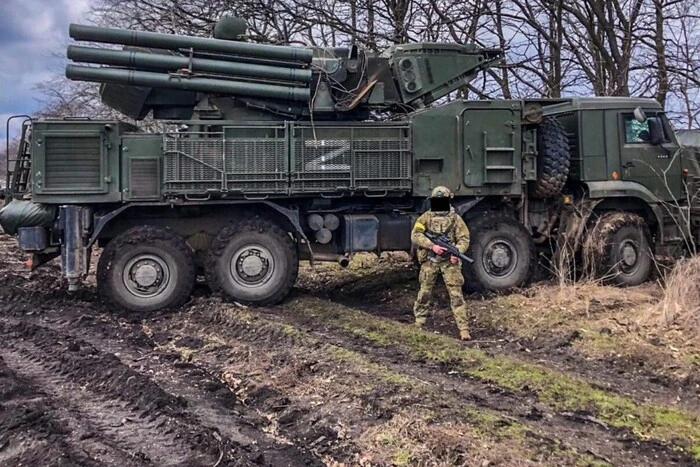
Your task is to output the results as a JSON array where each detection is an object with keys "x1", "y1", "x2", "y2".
[{"x1": 424, "y1": 231, "x2": 474, "y2": 264}]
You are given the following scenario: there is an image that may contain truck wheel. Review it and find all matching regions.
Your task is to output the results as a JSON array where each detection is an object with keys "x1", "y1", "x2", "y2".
[
  {"x1": 584, "y1": 212, "x2": 652, "y2": 286},
  {"x1": 533, "y1": 117, "x2": 570, "y2": 198},
  {"x1": 206, "y1": 218, "x2": 298, "y2": 305},
  {"x1": 463, "y1": 213, "x2": 535, "y2": 292},
  {"x1": 97, "y1": 226, "x2": 196, "y2": 312}
]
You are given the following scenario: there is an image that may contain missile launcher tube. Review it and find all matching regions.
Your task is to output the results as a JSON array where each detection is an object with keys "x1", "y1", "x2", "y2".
[
  {"x1": 65, "y1": 65, "x2": 311, "y2": 102},
  {"x1": 67, "y1": 45, "x2": 312, "y2": 83},
  {"x1": 69, "y1": 23, "x2": 314, "y2": 63}
]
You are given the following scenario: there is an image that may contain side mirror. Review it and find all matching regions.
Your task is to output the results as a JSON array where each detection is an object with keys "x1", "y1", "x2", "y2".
[
  {"x1": 647, "y1": 117, "x2": 665, "y2": 145},
  {"x1": 633, "y1": 107, "x2": 647, "y2": 123}
]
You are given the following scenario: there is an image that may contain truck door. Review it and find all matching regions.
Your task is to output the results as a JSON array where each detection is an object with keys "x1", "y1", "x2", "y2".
[{"x1": 618, "y1": 111, "x2": 682, "y2": 201}]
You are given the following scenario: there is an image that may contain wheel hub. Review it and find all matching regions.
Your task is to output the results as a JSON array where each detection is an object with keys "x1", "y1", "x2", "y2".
[
  {"x1": 491, "y1": 246, "x2": 510, "y2": 269},
  {"x1": 241, "y1": 254, "x2": 265, "y2": 277},
  {"x1": 231, "y1": 245, "x2": 274, "y2": 287},
  {"x1": 484, "y1": 239, "x2": 518, "y2": 278},
  {"x1": 123, "y1": 254, "x2": 170, "y2": 298},
  {"x1": 133, "y1": 263, "x2": 159, "y2": 287},
  {"x1": 619, "y1": 241, "x2": 639, "y2": 272}
]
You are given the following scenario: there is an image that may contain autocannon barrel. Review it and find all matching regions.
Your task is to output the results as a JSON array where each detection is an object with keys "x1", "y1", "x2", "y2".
[
  {"x1": 67, "y1": 45, "x2": 312, "y2": 83},
  {"x1": 65, "y1": 65, "x2": 311, "y2": 102},
  {"x1": 69, "y1": 23, "x2": 314, "y2": 64}
]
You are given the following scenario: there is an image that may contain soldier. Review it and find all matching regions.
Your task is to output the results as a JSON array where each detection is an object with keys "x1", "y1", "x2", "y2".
[{"x1": 411, "y1": 186, "x2": 471, "y2": 340}]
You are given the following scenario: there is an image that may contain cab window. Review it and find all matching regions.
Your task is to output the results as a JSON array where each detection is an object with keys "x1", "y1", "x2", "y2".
[{"x1": 623, "y1": 115, "x2": 652, "y2": 144}]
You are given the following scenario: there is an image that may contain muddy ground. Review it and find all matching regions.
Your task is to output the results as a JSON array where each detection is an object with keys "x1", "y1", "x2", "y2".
[{"x1": 0, "y1": 231, "x2": 698, "y2": 466}]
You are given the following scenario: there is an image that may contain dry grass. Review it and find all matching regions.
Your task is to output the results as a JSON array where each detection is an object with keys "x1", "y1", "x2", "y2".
[
  {"x1": 486, "y1": 281, "x2": 660, "y2": 339},
  {"x1": 358, "y1": 411, "x2": 528, "y2": 467},
  {"x1": 643, "y1": 256, "x2": 700, "y2": 343},
  {"x1": 534, "y1": 280, "x2": 658, "y2": 315}
]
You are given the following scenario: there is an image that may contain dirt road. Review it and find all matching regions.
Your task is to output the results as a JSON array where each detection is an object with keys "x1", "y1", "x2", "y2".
[{"x1": 0, "y1": 232, "x2": 698, "y2": 466}]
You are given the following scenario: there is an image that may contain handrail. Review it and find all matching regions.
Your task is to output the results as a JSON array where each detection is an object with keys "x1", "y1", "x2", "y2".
[{"x1": 5, "y1": 115, "x2": 32, "y2": 199}]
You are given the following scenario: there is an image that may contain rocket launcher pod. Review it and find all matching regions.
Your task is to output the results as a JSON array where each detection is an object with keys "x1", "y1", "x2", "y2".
[
  {"x1": 65, "y1": 65, "x2": 311, "y2": 102},
  {"x1": 68, "y1": 23, "x2": 313, "y2": 64},
  {"x1": 67, "y1": 45, "x2": 313, "y2": 83}
]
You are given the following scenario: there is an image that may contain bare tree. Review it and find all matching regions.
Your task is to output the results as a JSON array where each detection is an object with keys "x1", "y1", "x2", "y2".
[{"x1": 28, "y1": 0, "x2": 700, "y2": 130}]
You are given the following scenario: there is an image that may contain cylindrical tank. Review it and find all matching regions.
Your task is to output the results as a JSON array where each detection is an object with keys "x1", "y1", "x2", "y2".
[
  {"x1": 315, "y1": 228, "x2": 333, "y2": 244},
  {"x1": 323, "y1": 214, "x2": 340, "y2": 231},
  {"x1": 65, "y1": 65, "x2": 310, "y2": 102},
  {"x1": 68, "y1": 46, "x2": 313, "y2": 83},
  {"x1": 69, "y1": 23, "x2": 313, "y2": 63},
  {"x1": 307, "y1": 214, "x2": 324, "y2": 231}
]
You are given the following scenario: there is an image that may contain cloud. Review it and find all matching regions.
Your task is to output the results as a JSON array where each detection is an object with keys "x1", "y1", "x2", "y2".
[{"x1": 0, "y1": 0, "x2": 90, "y2": 140}]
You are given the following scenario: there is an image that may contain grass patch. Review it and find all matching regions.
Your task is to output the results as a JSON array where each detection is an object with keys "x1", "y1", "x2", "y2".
[
  {"x1": 196, "y1": 304, "x2": 612, "y2": 464},
  {"x1": 288, "y1": 297, "x2": 700, "y2": 459}
]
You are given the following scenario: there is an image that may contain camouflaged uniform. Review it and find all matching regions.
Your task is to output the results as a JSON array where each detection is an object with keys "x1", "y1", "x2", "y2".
[{"x1": 411, "y1": 205, "x2": 471, "y2": 337}]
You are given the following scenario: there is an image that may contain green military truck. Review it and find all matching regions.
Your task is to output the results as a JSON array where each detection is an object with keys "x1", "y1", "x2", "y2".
[{"x1": 2, "y1": 18, "x2": 699, "y2": 312}]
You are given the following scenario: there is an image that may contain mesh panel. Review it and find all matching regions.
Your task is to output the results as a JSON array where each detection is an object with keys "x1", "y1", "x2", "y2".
[
  {"x1": 354, "y1": 139, "x2": 411, "y2": 190},
  {"x1": 292, "y1": 137, "x2": 352, "y2": 192},
  {"x1": 163, "y1": 124, "x2": 411, "y2": 196},
  {"x1": 163, "y1": 134, "x2": 224, "y2": 193},
  {"x1": 226, "y1": 139, "x2": 287, "y2": 193},
  {"x1": 130, "y1": 158, "x2": 159, "y2": 199},
  {"x1": 44, "y1": 136, "x2": 102, "y2": 191},
  {"x1": 292, "y1": 124, "x2": 411, "y2": 193}
]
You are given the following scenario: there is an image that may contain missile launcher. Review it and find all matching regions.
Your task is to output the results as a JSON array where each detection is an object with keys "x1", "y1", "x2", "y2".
[{"x1": 66, "y1": 17, "x2": 503, "y2": 120}]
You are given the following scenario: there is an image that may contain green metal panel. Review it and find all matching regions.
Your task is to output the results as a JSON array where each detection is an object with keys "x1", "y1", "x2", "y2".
[
  {"x1": 121, "y1": 135, "x2": 162, "y2": 201},
  {"x1": 410, "y1": 100, "x2": 522, "y2": 197},
  {"x1": 31, "y1": 120, "x2": 127, "y2": 204},
  {"x1": 580, "y1": 110, "x2": 608, "y2": 180},
  {"x1": 410, "y1": 102, "x2": 462, "y2": 195},
  {"x1": 463, "y1": 108, "x2": 520, "y2": 193},
  {"x1": 462, "y1": 102, "x2": 521, "y2": 196},
  {"x1": 604, "y1": 109, "x2": 621, "y2": 182}
]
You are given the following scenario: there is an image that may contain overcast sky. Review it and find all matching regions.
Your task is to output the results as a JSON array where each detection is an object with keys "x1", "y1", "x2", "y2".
[{"x1": 0, "y1": 0, "x2": 90, "y2": 147}]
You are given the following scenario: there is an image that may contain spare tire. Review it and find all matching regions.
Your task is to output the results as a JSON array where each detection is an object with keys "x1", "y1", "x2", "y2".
[{"x1": 533, "y1": 117, "x2": 570, "y2": 198}]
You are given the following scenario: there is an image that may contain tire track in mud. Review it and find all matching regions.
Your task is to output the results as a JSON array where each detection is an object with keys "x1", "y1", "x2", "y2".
[
  {"x1": 0, "y1": 355, "x2": 120, "y2": 467},
  {"x1": 0, "y1": 318, "x2": 265, "y2": 467},
  {"x1": 149, "y1": 302, "x2": 692, "y2": 466},
  {"x1": 0, "y1": 299, "x2": 328, "y2": 467},
  {"x1": 0, "y1": 231, "x2": 697, "y2": 465},
  {"x1": 3, "y1": 289, "x2": 694, "y2": 465},
  {"x1": 236, "y1": 303, "x2": 697, "y2": 467}
]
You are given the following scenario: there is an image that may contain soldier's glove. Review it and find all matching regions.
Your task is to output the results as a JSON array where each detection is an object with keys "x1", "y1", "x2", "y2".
[
  {"x1": 450, "y1": 255, "x2": 459, "y2": 264},
  {"x1": 431, "y1": 244, "x2": 446, "y2": 255}
]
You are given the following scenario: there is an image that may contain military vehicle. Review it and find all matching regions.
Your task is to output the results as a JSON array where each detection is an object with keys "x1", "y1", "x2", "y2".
[{"x1": 1, "y1": 18, "x2": 699, "y2": 312}]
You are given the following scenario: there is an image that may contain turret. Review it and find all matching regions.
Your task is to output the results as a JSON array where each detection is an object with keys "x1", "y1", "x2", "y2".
[{"x1": 66, "y1": 18, "x2": 503, "y2": 120}]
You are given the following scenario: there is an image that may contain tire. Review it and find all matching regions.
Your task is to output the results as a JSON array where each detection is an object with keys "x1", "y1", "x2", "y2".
[
  {"x1": 463, "y1": 213, "x2": 535, "y2": 292},
  {"x1": 97, "y1": 226, "x2": 196, "y2": 312},
  {"x1": 583, "y1": 212, "x2": 653, "y2": 286},
  {"x1": 206, "y1": 217, "x2": 298, "y2": 305},
  {"x1": 532, "y1": 117, "x2": 570, "y2": 198}
]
